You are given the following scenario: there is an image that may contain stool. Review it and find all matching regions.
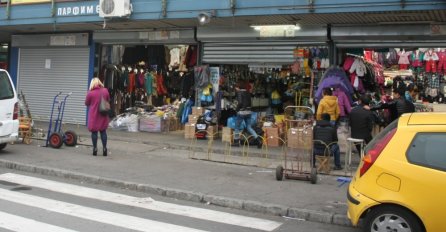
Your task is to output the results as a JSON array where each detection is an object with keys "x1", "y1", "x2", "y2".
[{"x1": 346, "y1": 138, "x2": 365, "y2": 175}]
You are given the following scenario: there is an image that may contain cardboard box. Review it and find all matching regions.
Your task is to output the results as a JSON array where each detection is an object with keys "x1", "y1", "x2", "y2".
[
  {"x1": 222, "y1": 127, "x2": 233, "y2": 143},
  {"x1": 184, "y1": 123, "x2": 196, "y2": 139},
  {"x1": 188, "y1": 115, "x2": 199, "y2": 124},
  {"x1": 287, "y1": 128, "x2": 312, "y2": 149},
  {"x1": 264, "y1": 127, "x2": 283, "y2": 147},
  {"x1": 192, "y1": 107, "x2": 205, "y2": 116},
  {"x1": 207, "y1": 125, "x2": 219, "y2": 139}
]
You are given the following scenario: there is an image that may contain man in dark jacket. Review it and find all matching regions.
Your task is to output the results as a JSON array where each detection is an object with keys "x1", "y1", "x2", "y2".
[
  {"x1": 313, "y1": 113, "x2": 342, "y2": 170},
  {"x1": 233, "y1": 81, "x2": 262, "y2": 148},
  {"x1": 372, "y1": 83, "x2": 415, "y2": 122},
  {"x1": 349, "y1": 94, "x2": 374, "y2": 153}
]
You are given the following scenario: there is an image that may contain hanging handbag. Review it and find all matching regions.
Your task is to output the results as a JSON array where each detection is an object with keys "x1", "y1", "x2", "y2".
[{"x1": 99, "y1": 91, "x2": 110, "y2": 115}]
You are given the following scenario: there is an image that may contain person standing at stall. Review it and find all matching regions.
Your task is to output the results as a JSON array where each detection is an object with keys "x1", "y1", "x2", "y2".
[
  {"x1": 85, "y1": 77, "x2": 110, "y2": 156},
  {"x1": 316, "y1": 88, "x2": 340, "y2": 127}
]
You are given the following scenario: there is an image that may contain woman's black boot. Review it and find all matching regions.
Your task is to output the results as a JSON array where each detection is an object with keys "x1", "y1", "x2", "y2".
[
  {"x1": 92, "y1": 147, "x2": 97, "y2": 156},
  {"x1": 103, "y1": 148, "x2": 107, "y2": 156}
]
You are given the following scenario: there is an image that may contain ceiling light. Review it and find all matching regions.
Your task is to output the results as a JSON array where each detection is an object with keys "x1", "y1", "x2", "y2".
[{"x1": 250, "y1": 24, "x2": 301, "y2": 31}]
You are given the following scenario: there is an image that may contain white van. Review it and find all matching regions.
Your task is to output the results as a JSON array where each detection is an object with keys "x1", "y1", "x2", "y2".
[{"x1": 0, "y1": 69, "x2": 19, "y2": 150}]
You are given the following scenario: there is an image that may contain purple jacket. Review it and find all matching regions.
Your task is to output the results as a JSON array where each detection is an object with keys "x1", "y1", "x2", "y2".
[
  {"x1": 85, "y1": 87, "x2": 110, "y2": 132},
  {"x1": 333, "y1": 89, "x2": 351, "y2": 117}
]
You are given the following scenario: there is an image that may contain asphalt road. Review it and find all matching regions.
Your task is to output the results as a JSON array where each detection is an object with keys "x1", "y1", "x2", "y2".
[{"x1": 0, "y1": 168, "x2": 360, "y2": 232}]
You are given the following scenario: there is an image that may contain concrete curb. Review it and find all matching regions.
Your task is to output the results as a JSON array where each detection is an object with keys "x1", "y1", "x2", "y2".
[{"x1": 0, "y1": 159, "x2": 352, "y2": 227}]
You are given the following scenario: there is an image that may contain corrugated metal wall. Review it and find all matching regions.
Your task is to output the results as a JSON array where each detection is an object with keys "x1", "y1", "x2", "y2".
[
  {"x1": 202, "y1": 41, "x2": 325, "y2": 65},
  {"x1": 18, "y1": 48, "x2": 89, "y2": 125}
]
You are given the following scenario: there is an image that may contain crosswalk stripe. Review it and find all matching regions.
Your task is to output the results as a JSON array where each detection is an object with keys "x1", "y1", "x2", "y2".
[
  {"x1": 0, "y1": 188, "x2": 208, "y2": 232},
  {"x1": 0, "y1": 211, "x2": 79, "y2": 232},
  {"x1": 0, "y1": 173, "x2": 282, "y2": 231}
]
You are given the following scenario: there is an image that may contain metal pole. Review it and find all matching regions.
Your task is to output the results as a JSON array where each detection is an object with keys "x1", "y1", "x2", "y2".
[{"x1": 6, "y1": 0, "x2": 11, "y2": 19}]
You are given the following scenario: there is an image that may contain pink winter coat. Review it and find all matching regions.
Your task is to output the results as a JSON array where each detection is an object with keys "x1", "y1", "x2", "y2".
[{"x1": 85, "y1": 87, "x2": 110, "y2": 132}]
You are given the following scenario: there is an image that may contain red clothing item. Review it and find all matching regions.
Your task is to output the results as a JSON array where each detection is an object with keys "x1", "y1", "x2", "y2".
[
  {"x1": 156, "y1": 74, "x2": 168, "y2": 95},
  {"x1": 399, "y1": 64, "x2": 409, "y2": 70},
  {"x1": 128, "y1": 72, "x2": 136, "y2": 93},
  {"x1": 438, "y1": 51, "x2": 446, "y2": 72},
  {"x1": 425, "y1": 60, "x2": 437, "y2": 73},
  {"x1": 85, "y1": 87, "x2": 110, "y2": 132},
  {"x1": 185, "y1": 46, "x2": 198, "y2": 68}
]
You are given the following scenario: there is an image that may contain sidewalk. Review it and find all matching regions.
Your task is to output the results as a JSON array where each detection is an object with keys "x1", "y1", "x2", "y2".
[{"x1": 0, "y1": 121, "x2": 358, "y2": 227}]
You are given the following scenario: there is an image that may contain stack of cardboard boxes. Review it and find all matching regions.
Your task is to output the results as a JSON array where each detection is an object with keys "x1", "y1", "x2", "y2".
[
  {"x1": 184, "y1": 107, "x2": 205, "y2": 139},
  {"x1": 184, "y1": 107, "x2": 219, "y2": 140}
]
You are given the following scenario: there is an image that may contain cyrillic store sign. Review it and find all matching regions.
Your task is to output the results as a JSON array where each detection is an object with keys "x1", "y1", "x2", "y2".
[{"x1": 57, "y1": 4, "x2": 100, "y2": 17}]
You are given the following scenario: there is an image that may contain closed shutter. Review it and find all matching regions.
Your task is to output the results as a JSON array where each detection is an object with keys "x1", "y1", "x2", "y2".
[
  {"x1": 202, "y1": 41, "x2": 325, "y2": 65},
  {"x1": 18, "y1": 47, "x2": 89, "y2": 125}
]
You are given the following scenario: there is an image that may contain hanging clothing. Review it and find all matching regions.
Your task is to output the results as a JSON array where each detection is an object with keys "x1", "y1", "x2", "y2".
[
  {"x1": 437, "y1": 50, "x2": 446, "y2": 73},
  {"x1": 144, "y1": 73, "x2": 153, "y2": 95},
  {"x1": 181, "y1": 71, "x2": 195, "y2": 98},
  {"x1": 127, "y1": 72, "x2": 136, "y2": 93},
  {"x1": 137, "y1": 72, "x2": 145, "y2": 88},
  {"x1": 333, "y1": 88, "x2": 351, "y2": 117},
  {"x1": 349, "y1": 58, "x2": 367, "y2": 77},
  {"x1": 185, "y1": 45, "x2": 198, "y2": 68},
  {"x1": 169, "y1": 47, "x2": 181, "y2": 68},
  {"x1": 156, "y1": 73, "x2": 168, "y2": 96},
  {"x1": 424, "y1": 50, "x2": 439, "y2": 73},
  {"x1": 411, "y1": 50, "x2": 424, "y2": 67}
]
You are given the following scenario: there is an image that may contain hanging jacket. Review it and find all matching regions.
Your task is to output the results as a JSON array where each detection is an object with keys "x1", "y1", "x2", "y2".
[
  {"x1": 333, "y1": 89, "x2": 351, "y2": 117},
  {"x1": 156, "y1": 73, "x2": 168, "y2": 96},
  {"x1": 236, "y1": 89, "x2": 252, "y2": 112},
  {"x1": 316, "y1": 95, "x2": 340, "y2": 121}
]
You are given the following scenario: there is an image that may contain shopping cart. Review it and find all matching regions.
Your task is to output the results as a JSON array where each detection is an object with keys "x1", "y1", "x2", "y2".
[
  {"x1": 276, "y1": 106, "x2": 317, "y2": 184},
  {"x1": 45, "y1": 92, "x2": 78, "y2": 148}
]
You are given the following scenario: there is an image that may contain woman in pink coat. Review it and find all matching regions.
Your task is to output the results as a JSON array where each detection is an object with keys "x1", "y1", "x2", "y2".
[{"x1": 85, "y1": 77, "x2": 110, "y2": 156}]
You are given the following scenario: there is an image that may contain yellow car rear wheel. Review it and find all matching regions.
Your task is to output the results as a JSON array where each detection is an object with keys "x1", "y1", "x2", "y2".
[{"x1": 363, "y1": 205, "x2": 423, "y2": 232}]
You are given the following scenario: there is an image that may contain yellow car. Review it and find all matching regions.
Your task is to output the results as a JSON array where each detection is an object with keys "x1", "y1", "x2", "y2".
[{"x1": 347, "y1": 112, "x2": 446, "y2": 232}]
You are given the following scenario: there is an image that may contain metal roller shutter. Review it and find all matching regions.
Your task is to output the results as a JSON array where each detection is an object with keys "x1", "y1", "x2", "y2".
[
  {"x1": 18, "y1": 47, "x2": 89, "y2": 125},
  {"x1": 202, "y1": 41, "x2": 326, "y2": 65}
]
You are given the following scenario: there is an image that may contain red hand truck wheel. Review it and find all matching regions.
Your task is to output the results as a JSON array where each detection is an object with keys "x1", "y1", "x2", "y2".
[
  {"x1": 64, "y1": 130, "x2": 78, "y2": 146},
  {"x1": 49, "y1": 132, "x2": 63, "y2": 149}
]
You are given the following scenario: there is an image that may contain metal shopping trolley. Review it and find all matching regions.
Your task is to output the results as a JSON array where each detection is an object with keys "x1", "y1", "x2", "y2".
[{"x1": 276, "y1": 106, "x2": 317, "y2": 184}]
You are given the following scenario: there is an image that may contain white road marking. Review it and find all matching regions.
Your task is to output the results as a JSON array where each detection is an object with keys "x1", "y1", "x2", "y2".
[
  {"x1": 0, "y1": 211, "x2": 79, "y2": 232},
  {"x1": 0, "y1": 188, "x2": 208, "y2": 232},
  {"x1": 0, "y1": 173, "x2": 282, "y2": 231}
]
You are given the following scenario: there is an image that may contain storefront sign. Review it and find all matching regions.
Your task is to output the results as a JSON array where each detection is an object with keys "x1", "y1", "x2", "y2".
[
  {"x1": 57, "y1": 4, "x2": 100, "y2": 17},
  {"x1": 11, "y1": 0, "x2": 50, "y2": 5},
  {"x1": 50, "y1": 35, "x2": 76, "y2": 46}
]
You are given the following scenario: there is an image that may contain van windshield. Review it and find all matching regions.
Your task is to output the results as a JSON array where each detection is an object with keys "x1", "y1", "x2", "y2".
[{"x1": 0, "y1": 71, "x2": 14, "y2": 100}]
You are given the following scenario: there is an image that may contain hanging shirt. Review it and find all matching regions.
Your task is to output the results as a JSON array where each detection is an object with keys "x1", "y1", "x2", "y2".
[
  {"x1": 397, "y1": 50, "x2": 412, "y2": 64},
  {"x1": 169, "y1": 48, "x2": 181, "y2": 68},
  {"x1": 144, "y1": 73, "x2": 153, "y2": 95}
]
